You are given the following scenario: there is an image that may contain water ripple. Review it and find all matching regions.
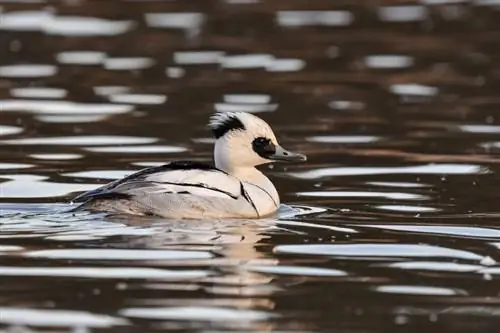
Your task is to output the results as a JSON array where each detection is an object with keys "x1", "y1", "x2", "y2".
[
  {"x1": 290, "y1": 164, "x2": 489, "y2": 179},
  {"x1": 274, "y1": 244, "x2": 484, "y2": 261},
  {"x1": 0, "y1": 100, "x2": 134, "y2": 114},
  {"x1": 0, "y1": 175, "x2": 97, "y2": 198},
  {"x1": 297, "y1": 191, "x2": 428, "y2": 200},
  {"x1": 0, "y1": 64, "x2": 57, "y2": 78},
  {"x1": 120, "y1": 306, "x2": 274, "y2": 321},
  {"x1": 0, "y1": 11, "x2": 134, "y2": 36},
  {"x1": 381, "y1": 261, "x2": 485, "y2": 272},
  {"x1": 1, "y1": 135, "x2": 157, "y2": 145},
  {"x1": 0, "y1": 125, "x2": 23, "y2": 136},
  {"x1": 10, "y1": 87, "x2": 67, "y2": 99},
  {"x1": 0, "y1": 266, "x2": 210, "y2": 280},
  {"x1": 276, "y1": 10, "x2": 354, "y2": 27},
  {"x1": 21, "y1": 248, "x2": 213, "y2": 260},
  {"x1": 104, "y1": 57, "x2": 155, "y2": 70},
  {"x1": 245, "y1": 265, "x2": 348, "y2": 277},
  {"x1": 375, "y1": 285, "x2": 465, "y2": 296},
  {"x1": 56, "y1": 51, "x2": 107, "y2": 65},
  {"x1": 0, "y1": 307, "x2": 127, "y2": 328},
  {"x1": 360, "y1": 224, "x2": 500, "y2": 239},
  {"x1": 145, "y1": 12, "x2": 205, "y2": 29},
  {"x1": 84, "y1": 145, "x2": 187, "y2": 154}
]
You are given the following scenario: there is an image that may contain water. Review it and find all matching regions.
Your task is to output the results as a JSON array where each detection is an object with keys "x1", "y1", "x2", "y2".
[{"x1": 1, "y1": 0, "x2": 500, "y2": 332}]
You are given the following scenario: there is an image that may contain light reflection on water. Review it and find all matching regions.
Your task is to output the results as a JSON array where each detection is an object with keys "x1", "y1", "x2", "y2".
[
  {"x1": 0, "y1": 100, "x2": 134, "y2": 114},
  {"x1": 289, "y1": 164, "x2": 488, "y2": 179},
  {"x1": 104, "y1": 57, "x2": 156, "y2": 70},
  {"x1": 56, "y1": 51, "x2": 107, "y2": 65},
  {"x1": 0, "y1": 11, "x2": 134, "y2": 36},
  {"x1": 1, "y1": 135, "x2": 158, "y2": 145},
  {"x1": 9, "y1": 87, "x2": 68, "y2": 99},
  {"x1": 0, "y1": 125, "x2": 23, "y2": 136},
  {"x1": 276, "y1": 10, "x2": 354, "y2": 27},
  {"x1": 1, "y1": 0, "x2": 500, "y2": 332},
  {"x1": 0, "y1": 64, "x2": 58, "y2": 77},
  {"x1": 274, "y1": 244, "x2": 485, "y2": 261},
  {"x1": 378, "y1": 5, "x2": 428, "y2": 22}
]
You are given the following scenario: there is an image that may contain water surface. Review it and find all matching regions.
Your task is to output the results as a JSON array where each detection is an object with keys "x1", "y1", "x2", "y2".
[{"x1": 1, "y1": 0, "x2": 500, "y2": 332}]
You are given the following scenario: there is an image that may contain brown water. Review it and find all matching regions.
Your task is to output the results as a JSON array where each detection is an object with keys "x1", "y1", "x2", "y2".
[{"x1": 1, "y1": 0, "x2": 500, "y2": 332}]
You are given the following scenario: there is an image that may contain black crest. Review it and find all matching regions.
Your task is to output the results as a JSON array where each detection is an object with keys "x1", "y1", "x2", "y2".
[{"x1": 210, "y1": 114, "x2": 246, "y2": 139}]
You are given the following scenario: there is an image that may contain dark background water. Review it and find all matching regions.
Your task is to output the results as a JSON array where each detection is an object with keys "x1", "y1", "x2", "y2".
[{"x1": 1, "y1": 0, "x2": 500, "y2": 332}]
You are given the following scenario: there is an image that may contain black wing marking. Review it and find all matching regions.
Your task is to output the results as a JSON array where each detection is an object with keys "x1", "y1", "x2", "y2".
[
  {"x1": 77, "y1": 192, "x2": 132, "y2": 201},
  {"x1": 118, "y1": 161, "x2": 223, "y2": 182},
  {"x1": 151, "y1": 181, "x2": 239, "y2": 200},
  {"x1": 72, "y1": 161, "x2": 224, "y2": 203}
]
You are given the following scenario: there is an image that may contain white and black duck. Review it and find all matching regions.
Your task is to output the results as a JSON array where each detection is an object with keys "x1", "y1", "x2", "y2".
[{"x1": 71, "y1": 111, "x2": 307, "y2": 219}]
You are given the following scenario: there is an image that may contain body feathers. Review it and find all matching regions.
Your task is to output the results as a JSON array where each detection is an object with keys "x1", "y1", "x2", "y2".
[
  {"x1": 72, "y1": 112, "x2": 305, "y2": 219},
  {"x1": 73, "y1": 161, "x2": 279, "y2": 219}
]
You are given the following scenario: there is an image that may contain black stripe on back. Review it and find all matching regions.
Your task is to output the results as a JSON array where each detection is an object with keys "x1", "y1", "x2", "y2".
[
  {"x1": 121, "y1": 161, "x2": 221, "y2": 182},
  {"x1": 79, "y1": 192, "x2": 132, "y2": 201}
]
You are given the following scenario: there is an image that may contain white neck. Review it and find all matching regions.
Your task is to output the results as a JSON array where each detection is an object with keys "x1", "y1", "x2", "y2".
[
  {"x1": 214, "y1": 141, "x2": 280, "y2": 208},
  {"x1": 216, "y1": 154, "x2": 280, "y2": 205}
]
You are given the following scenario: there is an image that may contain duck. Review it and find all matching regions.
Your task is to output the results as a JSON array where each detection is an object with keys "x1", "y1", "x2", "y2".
[{"x1": 71, "y1": 111, "x2": 307, "y2": 219}]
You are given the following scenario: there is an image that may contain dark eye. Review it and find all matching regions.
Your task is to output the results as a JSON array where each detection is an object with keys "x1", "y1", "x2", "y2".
[
  {"x1": 253, "y1": 137, "x2": 270, "y2": 147},
  {"x1": 252, "y1": 137, "x2": 276, "y2": 158}
]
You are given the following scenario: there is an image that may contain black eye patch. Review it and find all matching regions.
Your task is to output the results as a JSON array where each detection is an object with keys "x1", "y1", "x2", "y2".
[{"x1": 252, "y1": 137, "x2": 276, "y2": 158}]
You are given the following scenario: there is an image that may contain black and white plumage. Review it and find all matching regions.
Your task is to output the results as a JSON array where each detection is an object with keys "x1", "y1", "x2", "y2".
[{"x1": 72, "y1": 111, "x2": 307, "y2": 219}]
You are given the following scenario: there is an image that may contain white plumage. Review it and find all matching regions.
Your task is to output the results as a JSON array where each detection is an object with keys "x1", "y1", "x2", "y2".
[{"x1": 72, "y1": 111, "x2": 306, "y2": 219}]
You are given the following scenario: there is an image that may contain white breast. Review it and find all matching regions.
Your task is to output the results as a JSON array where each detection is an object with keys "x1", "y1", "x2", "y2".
[{"x1": 242, "y1": 182, "x2": 280, "y2": 217}]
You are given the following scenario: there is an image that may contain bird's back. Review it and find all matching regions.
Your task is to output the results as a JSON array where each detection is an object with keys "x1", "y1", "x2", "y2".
[{"x1": 73, "y1": 161, "x2": 274, "y2": 219}]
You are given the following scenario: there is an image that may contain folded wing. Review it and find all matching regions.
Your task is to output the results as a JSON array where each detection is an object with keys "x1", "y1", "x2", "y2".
[{"x1": 72, "y1": 161, "x2": 258, "y2": 218}]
